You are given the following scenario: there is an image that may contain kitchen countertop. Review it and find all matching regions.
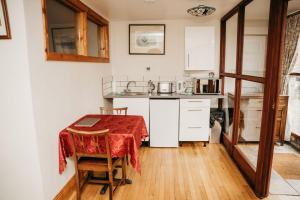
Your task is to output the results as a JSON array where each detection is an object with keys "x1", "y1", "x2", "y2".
[{"x1": 103, "y1": 92, "x2": 225, "y2": 99}]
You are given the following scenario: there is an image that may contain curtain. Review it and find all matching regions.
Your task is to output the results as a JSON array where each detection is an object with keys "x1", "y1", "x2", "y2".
[{"x1": 280, "y1": 13, "x2": 300, "y2": 95}]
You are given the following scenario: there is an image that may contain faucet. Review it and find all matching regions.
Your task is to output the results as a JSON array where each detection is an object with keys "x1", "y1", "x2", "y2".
[{"x1": 124, "y1": 81, "x2": 136, "y2": 93}]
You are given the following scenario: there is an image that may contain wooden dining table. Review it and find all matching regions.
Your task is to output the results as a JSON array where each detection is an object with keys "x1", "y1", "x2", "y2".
[{"x1": 59, "y1": 114, "x2": 148, "y2": 176}]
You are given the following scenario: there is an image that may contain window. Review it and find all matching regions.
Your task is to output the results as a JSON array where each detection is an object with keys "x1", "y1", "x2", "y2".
[{"x1": 42, "y1": 0, "x2": 109, "y2": 62}]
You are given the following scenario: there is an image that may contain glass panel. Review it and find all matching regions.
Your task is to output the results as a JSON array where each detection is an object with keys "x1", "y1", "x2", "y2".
[
  {"x1": 225, "y1": 13, "x2": 238, "y2": 74},
  {"x1": 237, "y1": 81, "x2": 264, "y2": 169},
  {"x1": 242, "y1": 0, "x2": 270, "y2": 77},
  {"x1": 87, "y1": 20, "x2": 100, "y2": 57},
  {"x1": 46, "y1": 0, "x2": 77, "y2": 54},
  {"x1": 223, "y1": 77, "x2": 236, "y2": 141}
]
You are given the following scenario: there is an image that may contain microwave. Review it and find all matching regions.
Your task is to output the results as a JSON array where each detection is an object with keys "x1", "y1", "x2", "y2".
[{"x1": 193, "y1": 78, "x2": 221, "y2": 95}]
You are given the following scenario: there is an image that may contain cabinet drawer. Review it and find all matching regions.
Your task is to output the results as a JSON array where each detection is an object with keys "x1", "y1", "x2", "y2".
[
  {"x1": 180, "y1": 126, "x2": 209, "y2": 141},
  {"x1": 180, "y1": 99, "x2": 210, "y2": 108},
  {"x1": 180, "y1": 108, "x2": 210, "y2": 127}
]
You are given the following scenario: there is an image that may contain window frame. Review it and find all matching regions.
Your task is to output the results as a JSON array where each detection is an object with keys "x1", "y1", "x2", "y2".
[{"x1": 42, "y1": 0, "x2": 110, "y2": 63}]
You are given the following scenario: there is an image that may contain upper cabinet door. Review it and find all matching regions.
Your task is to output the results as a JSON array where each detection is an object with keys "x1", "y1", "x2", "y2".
[{"x1": 185, "y1": 26, "x2": 215, "y2": 71}]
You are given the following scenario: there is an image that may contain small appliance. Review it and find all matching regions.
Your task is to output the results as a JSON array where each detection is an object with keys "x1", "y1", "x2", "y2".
[
  {"x1": 176, "y1": 81, "x2": 186, "y2": 94},
  {"x1": 193, "y1": 78, "x2": 221, "y2": 95},
  {"x1": 157, "y1": 82, "x2": 173, "y2": 94}
]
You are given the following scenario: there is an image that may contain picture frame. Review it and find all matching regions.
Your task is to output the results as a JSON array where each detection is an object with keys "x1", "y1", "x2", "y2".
[
  {"x1": 51, "y1": 27, "x2": 77, "y2": 54},
  {"x1": 0, "y1": 0, "x2": 11, "y2": 39},
  {"x1": 129, "y1": 24, "x2": 165, "y2": 55}
]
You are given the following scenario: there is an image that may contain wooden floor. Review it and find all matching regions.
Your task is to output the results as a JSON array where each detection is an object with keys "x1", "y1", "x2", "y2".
[{"x1": 65, "y1": 143, "x2": 295, "y2": 200}]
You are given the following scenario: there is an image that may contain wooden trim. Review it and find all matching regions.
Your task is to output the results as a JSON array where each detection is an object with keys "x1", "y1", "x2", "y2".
[
  {"x1": 0, "y1": 0, "x2": 11, "y2": 39},
  {"x1": 99, "y1": 25, "x2": 110, "y2": 58},
  {"x1": 47, "y1": 53, "x2": 109, "y2": 63},
  {"x1": 254, "y1": 0, "x2": 288, "y2": 197},
  {"x1": 76, "y1": 12, "x2": 88, "y2": 56},
  {"x1": 221, "y1": 0, "x2": 253, "y2": 22},
  {"x1": 236, "y1": 6, "x2": 245, "y2": 76},
  {"x1": 220, "y1": 21, "x2": 226, "y2": 74},
  {"x1": 223, "y1": 133, "x2": 233, "y2": 155},
  {"x1": 233, "y1": 147, "x2": 256, "y2": 187},
  {"x1": 220, "y1": 73, "x2": 265, "y2": 83},
  {"x1": 63, "y1": 0, "x2": 109, "y2": 25},
  {"x1": 53, "y1": 175, "x2": 76, "y2": 200},
  {"x1": 41, "y1": 0, "x2": 110, "y2": 63}
]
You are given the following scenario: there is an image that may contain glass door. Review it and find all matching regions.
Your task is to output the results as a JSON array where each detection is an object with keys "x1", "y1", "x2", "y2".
[{"x1": 220, "y1": 0, "x2": 288, "y2": 197}]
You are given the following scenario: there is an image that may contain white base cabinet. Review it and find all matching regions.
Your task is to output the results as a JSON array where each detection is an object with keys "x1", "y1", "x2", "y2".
[
  {"x1": 113, "y1": 98, "x2": 149, "y2": 141},
  {"x1": 150, "y1": 99, "x2": 179, "y2": 147},
  {"x1": 179, "y1": 99, "x2": 210, "y2": 142}
]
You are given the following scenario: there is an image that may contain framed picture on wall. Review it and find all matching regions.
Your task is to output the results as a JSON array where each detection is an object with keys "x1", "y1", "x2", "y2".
[
  {"x1": 0, "y1": 0, "x2": 11, "y2": 39},
  {"x1": 51, "y1": 27, "x2": 77, "y2": 54},
  {"x1": 129, "y1": 24, "x2": 165, "y2": 55}
]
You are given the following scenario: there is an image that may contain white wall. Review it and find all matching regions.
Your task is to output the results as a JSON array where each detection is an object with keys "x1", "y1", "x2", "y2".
[
  {"x1": 23, "y1": 1, "x2": 112, "y2": 199},
  {"x1": 110, "y1": 19, "x2": 220, "y2": 80},
  {"x1": 0, "y1": 0, "x2": 44, "y2": 199}
]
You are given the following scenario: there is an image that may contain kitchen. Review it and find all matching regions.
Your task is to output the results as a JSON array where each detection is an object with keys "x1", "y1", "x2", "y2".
[{"x1": 1, "y1": 0, "x2": 299, "y2": 200}]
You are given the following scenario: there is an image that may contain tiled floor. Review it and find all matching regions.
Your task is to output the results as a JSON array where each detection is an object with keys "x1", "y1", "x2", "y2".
[{"x1": 238, "y1": 143, "x2": 300, "y2": 197}]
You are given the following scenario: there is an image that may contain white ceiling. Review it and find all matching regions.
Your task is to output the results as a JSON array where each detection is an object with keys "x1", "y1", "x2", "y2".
[
  {"x1": 81, "y1": 0, "x2": 240, "y2": 21},
  {"x1": 81, "y1": 0, "x2": 300, "y2": 21}
]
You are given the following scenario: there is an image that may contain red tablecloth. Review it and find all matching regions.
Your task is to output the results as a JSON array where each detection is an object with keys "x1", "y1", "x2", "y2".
[{"x1": 59, "y1": 114, "x2": 148, "y2": 174}]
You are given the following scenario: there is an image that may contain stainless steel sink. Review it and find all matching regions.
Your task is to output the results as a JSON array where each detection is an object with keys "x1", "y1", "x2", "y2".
[{"x1": 118, "y1": 92, "x2": 147, "y2": 96}]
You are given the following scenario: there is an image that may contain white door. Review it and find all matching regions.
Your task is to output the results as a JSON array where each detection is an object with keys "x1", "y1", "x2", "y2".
[{"x1": 150, "y1": 99, "x2": 179, "y2": 147}]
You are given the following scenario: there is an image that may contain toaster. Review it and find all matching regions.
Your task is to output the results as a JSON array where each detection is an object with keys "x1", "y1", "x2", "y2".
[{"x1": 157, "y1": 82, "x2": 173, "y2": 94}]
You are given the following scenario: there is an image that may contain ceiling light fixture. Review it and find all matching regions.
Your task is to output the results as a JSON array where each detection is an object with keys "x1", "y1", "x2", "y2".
[{"x1": 187, "y1": 5, "x2": 216, "y2": 17}]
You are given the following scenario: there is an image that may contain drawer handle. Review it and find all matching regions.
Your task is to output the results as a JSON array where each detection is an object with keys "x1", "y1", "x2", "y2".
[
  {"x1": 256, "y1": 126, "x2": 261, "y2": 129},
  {"x1": 188, "y1": 126, "x2": 202, "y2": 129},
  {"x1": 188, "y1": 109, "x2": 203, "y2": 111},
  {"x1": 188, "y1": 101, "x2": 203, "y2": 103}
]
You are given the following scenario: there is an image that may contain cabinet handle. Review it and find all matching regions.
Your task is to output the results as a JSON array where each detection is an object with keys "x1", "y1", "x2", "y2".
[
  {"x1": 188, "y1": 126, "x2": 202, "y2": 129},
  {"x1": 256, "y1": 126, "x2": 261, "y2": 129},
  {"x1": 188, "y1": 101, "x2": 203, "y2": 103},
  {"x1": 188, "y1": 109, "x2": 203, "y2": 111}
]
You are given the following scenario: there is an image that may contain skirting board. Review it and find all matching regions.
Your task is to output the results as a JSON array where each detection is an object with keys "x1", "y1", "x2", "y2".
[{"x1": 53, "y1": 175, "x2": 76, "y2": 200}]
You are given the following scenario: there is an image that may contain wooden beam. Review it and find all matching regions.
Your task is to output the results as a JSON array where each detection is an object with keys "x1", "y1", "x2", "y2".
[
  {"x1": 76, "y1": 12, "x2": 88, "y2": 56},
  {"x1": 255, "y1": 0, "x2": 288, "y2": 197}
]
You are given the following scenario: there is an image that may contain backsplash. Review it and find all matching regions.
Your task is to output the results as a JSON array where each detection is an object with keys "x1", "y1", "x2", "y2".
[{"x1": 102, "y1": 75, "x2": 194, "y2": 95}]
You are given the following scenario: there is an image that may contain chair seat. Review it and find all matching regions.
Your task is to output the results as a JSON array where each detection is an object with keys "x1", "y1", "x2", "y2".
[{"x1": 78, "y1": 157, "x2": 121, "y2": 172}]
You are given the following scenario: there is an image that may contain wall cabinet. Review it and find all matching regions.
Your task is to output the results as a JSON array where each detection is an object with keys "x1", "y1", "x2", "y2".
[
  {"x1": 185, "y1": 26, "x2": 215, "y2": 71},
  {"x1": 113, "y1": 98, "x2": 149, "y2": 141},
  {"x1": 179, "y1": 99, "x2": 211, "y2": 143}
]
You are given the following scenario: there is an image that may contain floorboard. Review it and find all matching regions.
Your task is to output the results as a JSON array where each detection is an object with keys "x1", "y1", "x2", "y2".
[{"x1": 64, "y1": 143, "x2": 296, "y2": 200}]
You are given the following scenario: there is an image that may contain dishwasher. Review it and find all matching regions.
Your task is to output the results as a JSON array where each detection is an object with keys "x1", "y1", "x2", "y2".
[{"x1": 150, "y1": 99, "x2": 179, "y2": 147}]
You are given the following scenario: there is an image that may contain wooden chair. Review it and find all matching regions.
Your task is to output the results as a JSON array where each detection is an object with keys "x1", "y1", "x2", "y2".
[
  {"x1": 67, "y1": 128, "x2": 126, "y2": 200},
  {"x1": 100, "y1": 107, "x2": 130, "y2": 166},
  {"x1": 100, "y1": 107, "x2": 128, "y2": 115}
]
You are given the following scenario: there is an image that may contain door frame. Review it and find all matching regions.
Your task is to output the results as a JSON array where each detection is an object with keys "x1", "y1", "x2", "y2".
[{"x1": 219, "y1": 0, "x2": 288, "y2": 197}]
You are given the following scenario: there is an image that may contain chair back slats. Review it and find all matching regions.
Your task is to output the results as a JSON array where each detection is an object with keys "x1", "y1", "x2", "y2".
[
  {"x1": 100, "y1": 107, "x2": 128, "y2": 115},
  {"x1": 67, "y1": 128, "x2": 111, "y2": 161}
]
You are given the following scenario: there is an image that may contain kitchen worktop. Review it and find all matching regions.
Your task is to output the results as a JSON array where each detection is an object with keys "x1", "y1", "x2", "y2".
[{"x1": 103, "y1": 92, "x2": 225, "y2": 99}]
